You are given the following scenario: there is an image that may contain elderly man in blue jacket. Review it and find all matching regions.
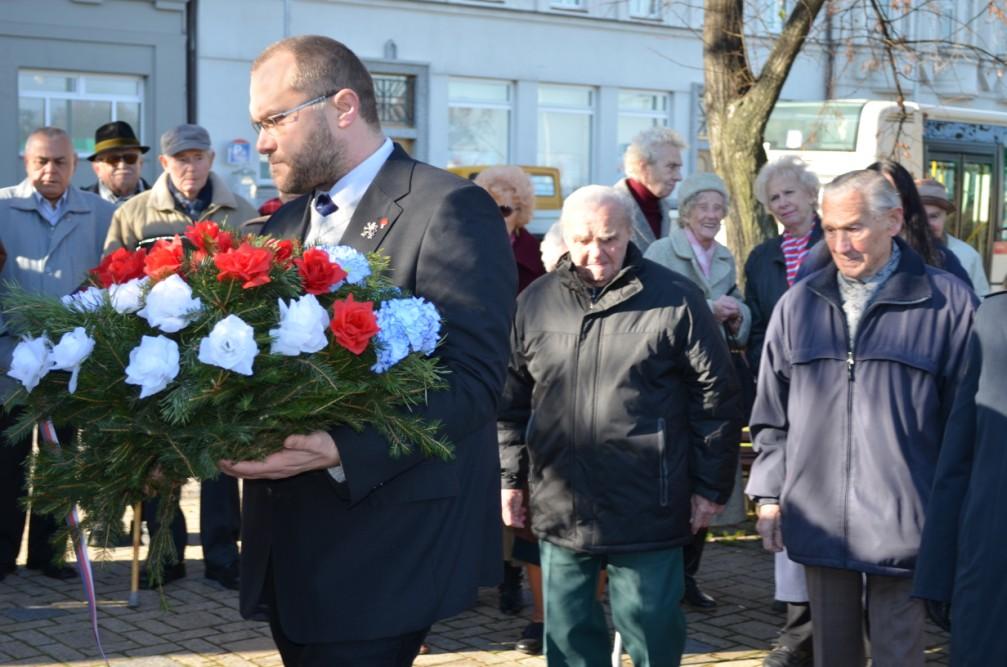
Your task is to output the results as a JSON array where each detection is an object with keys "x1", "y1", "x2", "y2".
[{"x1": 746, "y1": 169, "x2": 976, "y2": 667}]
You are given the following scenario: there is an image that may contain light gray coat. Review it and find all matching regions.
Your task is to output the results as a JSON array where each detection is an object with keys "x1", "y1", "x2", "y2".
[
  {"x1": 644, "y1": 225, "x2": 751, "y2": 346},
  {"x1": 0, "y1": 180, "x2": 115, "y2": 393},
  {"x1": 613, "y1": 178, "x2": 674, "y2": 253}
]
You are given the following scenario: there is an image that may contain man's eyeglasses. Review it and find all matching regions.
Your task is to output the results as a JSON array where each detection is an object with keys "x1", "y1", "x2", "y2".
[
  {"x1": 97, "y1": 153, "x2": 140, "y2": 166},
  {"x1": 251, "y1": 90, "x2": 339, "y2": 135}
]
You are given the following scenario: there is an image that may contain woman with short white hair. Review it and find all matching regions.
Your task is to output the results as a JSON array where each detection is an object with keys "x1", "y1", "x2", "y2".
[{"x1": 745, "y1": 155, "x2": 821, "y2": 667}]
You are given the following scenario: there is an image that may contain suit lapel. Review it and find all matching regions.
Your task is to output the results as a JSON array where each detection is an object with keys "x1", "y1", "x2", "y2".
[
  {"x1": 341, "y1": 144, "x2": 412, "y2": 253},
  {"x1": 261, "y1": 194, "x2": 312, "y2": 242}
]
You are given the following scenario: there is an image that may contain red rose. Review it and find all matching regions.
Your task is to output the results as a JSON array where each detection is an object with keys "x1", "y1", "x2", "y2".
[
  {"x1": 214, "y1": 242, "x2": 274, "y2": 288},
  {"x1": 143, "y1": 237, "x2": 185, "y2": 281},
  {"x1": 91, "y1": 247, "x2": 147, "y2": 287},
  {"x1": 294, "y1": 248, "x2": 348, "y2": 295},
  {"x1": 271, "y1": 239, "x2": 294, "y2": 268},
  {"x1": 329, "y1": 293, "x2": 379, "y2": 355},
  {"x1": 185, "y1": 222, "x2": 235, "y2": 265}
]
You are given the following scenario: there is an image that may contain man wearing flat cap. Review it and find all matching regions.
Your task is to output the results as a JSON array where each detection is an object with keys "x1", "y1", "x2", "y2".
[
  {"x1": 103, "y1": 123, "x2": 257, "y2": 253},
  {"x1": 83, "y1": 121, "x2": 150, "y2": 206},
  {"x1": 102, "y1": 123, "x2": 255, "y2": 590},
  {"x1": 915, "y1": 178, "x2": 990, "y2": 297}
]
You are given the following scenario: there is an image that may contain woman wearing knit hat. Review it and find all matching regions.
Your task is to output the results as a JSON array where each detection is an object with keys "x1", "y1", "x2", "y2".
[{"x1": 643, "y1": 171, "x2": 750, "y2": 612}]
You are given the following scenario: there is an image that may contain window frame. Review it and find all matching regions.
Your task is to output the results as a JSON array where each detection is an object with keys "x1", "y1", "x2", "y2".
[
  {"x1": 537, "y1": 83, "x2": 596, "y2": 195},
  {"x1": 447, "y1": 77, "x2": 514, "y2": 167}
]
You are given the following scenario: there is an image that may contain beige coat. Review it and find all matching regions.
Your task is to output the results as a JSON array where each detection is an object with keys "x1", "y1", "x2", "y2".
[
  {"x1": 103, "y1": 171, "x2": 257, "y2": 253},
  {"x1": 644, "y1": 225, "x2": 751, "y2": 346}
]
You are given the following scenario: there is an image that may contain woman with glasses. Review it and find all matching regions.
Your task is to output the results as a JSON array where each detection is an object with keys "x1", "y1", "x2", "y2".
[
  {"x1": 475, "y1": 166, "x2": 545, "y2": 293},
  {"x1": 474, "y1": 165, "x2": 547, "y2": 656}
]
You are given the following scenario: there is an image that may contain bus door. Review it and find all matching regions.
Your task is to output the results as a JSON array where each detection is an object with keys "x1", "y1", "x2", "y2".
[{"x1": 925, "y1": 142, "x2": 1004, "y2": 284}]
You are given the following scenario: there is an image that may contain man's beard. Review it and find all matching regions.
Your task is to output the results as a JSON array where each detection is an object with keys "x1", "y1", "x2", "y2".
[{"x1": 274, "y1": 116, "x2": 346, "y2": 195}]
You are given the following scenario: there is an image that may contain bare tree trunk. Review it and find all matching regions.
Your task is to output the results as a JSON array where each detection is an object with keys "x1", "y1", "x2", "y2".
[{"x1": 703, "y1": 0, "x2": 828, "y2": 283}]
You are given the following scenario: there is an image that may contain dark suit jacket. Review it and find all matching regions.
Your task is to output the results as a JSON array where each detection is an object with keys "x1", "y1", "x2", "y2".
[{"x1": 243, "y1": 145, "x2": 517, "y2": 643}]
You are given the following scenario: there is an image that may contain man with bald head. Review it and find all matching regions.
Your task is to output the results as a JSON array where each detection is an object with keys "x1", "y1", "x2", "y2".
[
  {"x1": 221, "y1": 36, "x2": 515, "y2": 665},
  {"x1": 0, "y1": 127, "x2": 114, "y2": 581},
  {"x1": 499, "y1": 185, "x2": 740, "y2": 665}
]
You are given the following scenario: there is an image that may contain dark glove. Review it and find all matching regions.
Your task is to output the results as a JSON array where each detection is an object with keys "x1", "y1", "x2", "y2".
[{"x1": 925, "y1": 599, "x2": 951, "y2": 632}]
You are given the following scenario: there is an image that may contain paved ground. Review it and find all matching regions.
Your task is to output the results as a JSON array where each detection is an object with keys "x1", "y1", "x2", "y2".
[{"x1": 1, "y1": 482, "x2": 950, "y2": 666}]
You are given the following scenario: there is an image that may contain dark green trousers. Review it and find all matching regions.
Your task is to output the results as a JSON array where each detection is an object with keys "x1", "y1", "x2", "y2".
[{"x1": 540, "y1": 540, "x2": 686, "y2": 667}]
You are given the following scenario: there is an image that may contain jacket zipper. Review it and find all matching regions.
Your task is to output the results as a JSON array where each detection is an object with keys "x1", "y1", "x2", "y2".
[{"x1": 658, "y1": 417, "x2": 669, "y2": 507}]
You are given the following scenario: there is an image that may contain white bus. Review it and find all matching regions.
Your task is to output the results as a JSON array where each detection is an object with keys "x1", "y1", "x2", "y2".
[{"x1": 765, "y1": 99, "x2": 1007, "y2": 286}]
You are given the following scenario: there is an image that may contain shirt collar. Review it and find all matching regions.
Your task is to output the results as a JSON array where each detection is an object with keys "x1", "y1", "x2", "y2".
[
  {"x1": 320, "y1": 138, "x2": 394, "y2": 212},
  {"x1": 32, "y1": 188, "x2": 70, "y2": 224}
]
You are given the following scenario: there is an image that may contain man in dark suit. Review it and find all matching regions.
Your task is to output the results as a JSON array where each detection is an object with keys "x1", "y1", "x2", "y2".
[{"x1": 219, "y1": 35, "x2": 516, "y2": 666}]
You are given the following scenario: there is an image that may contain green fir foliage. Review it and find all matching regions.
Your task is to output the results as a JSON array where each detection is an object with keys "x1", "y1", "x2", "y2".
[{"x1": 0, "y1": 239, "x2": 449, "y2": 587}]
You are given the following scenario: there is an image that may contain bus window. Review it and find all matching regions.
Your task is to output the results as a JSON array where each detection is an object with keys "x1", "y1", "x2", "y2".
[{"x1": 764, "y1": 102, "x2": 863, "y2": 151}]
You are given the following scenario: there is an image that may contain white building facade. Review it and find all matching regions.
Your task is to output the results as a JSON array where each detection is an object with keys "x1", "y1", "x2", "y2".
[{"x1": 4, "y1": 0, "x2": 1006, "y2": 215}]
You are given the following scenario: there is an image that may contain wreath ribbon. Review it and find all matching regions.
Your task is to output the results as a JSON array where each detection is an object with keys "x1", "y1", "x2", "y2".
[{"x1": 38, "y1": 419, "x2": 108, "y2": 664}]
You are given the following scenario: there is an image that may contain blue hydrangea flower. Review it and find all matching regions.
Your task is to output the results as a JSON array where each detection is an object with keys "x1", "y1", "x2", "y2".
[
  {"x1": 315, "y1": 244, "x2": 372, "y2": 287},
  {"x1": 371, "y1": 297, "x2": 442, "y2": 373}
]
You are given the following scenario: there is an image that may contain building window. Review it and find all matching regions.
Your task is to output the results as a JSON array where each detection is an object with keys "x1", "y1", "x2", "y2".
[
  {"x1": 17, "y1": 69, "x2": 144, "y2": 156},
  {"x1": 935, "y1": 0, "x2": 958, "y2": 41},
  {"x1": 617, "y1": 89, "x2": 671, "y2": 158},
  {"x1": 552, "y1": 0, "x2": 585, "y2": 8},
  {"x1": 372, "y1": 73, "x2": 418, "y2": 155},
  {"x1": 448, "y1": 78, "x2": 511, "y2": 166},
  {"x1": 538, "y1": 84, "x2": 594, "y2": 196},
  {"x1": 629, "y1": 0, "x2": 662, "y2": 18}
]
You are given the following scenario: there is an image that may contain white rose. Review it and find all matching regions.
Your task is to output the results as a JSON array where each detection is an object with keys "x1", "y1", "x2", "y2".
[
  {"x1": 49, "y1": 327, "x2": 96, "y2": 394},
  {"x1": 197, "y1": 314, "x2": 258, "y2": 376},
  {"x1": 269, "y1": 294, "x2": 329, "y2": 356},
  {"x1": 109, "y1": 277, "x2": 149, "y2": 314},
  {"x1": 61, "y1": 287, "x2": 106, "y2": 312},
  {"x1": 138, "y1": 274, "x2": 202, "y2": 333},
  {"x1": 7, "y1": 335, "x2": 51, "y2": 392},
  {"x1": 124, "y1": 335, "x2": 180, "y2": 398}
]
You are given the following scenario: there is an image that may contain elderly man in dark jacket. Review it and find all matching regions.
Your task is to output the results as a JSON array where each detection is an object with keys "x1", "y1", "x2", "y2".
[
  {"x1": 499, "y1": 184, "x2": 740, "y2": 667},
  {"x1": 747, "y1": 169, "x2": 976, "y2": 667}
]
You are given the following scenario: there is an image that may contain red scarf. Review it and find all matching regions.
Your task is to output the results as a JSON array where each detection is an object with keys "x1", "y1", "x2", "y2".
[{"x1": 625, "y1": 179, "x2": 663, "y2": 238}]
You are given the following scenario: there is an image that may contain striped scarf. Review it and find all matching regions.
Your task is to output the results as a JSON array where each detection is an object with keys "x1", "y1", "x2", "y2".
[{"x1": 781, "y1": 229, "x2": 813, "y2": 286}]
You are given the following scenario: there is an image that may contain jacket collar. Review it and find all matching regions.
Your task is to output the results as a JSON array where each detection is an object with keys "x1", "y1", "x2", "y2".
[
  {"x1": 8, "y1": 179, "x2": 95, "y2": 215},
  {"x1": 558, "y1": 242, "x2": 645, "y2": 311},
  {"x1": 806, "y1": 237, "x2": 932, "y2": 308},
  {"x1": 615, "y1": 178, "x2": 671, "y2": 249},
  {"x1": 260, "y1": 143, "x2": 412, "y2": 251},
  {"x1": 667, "y1": 225, "x2": 733, "y2": 288},
  {"x1": 148, "y1": 171, "x2": 240, "y2": 214}
]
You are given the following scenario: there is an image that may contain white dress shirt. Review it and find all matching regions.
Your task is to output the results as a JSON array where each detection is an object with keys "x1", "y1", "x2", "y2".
[
  {"x1": 305, "y1": 137, "x2": 394, "y2": 247},
  {"x1": 305, "y1": 137, "x2": 393, "y2": 482}
]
